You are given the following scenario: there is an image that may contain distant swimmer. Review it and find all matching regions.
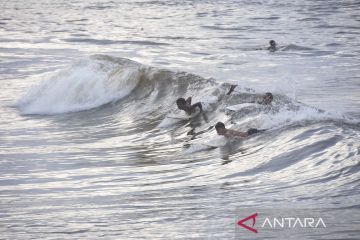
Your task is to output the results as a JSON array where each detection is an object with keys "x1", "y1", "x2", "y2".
[
  {"x1": 255, "y1": 40, "x2": 278, "y2": 51},
  {"x1": 215, "y1": 122, "x2": 262, "y2": 139},
  {"x1": 267, "y1": 40, "x2": 278, "y2": 52}
]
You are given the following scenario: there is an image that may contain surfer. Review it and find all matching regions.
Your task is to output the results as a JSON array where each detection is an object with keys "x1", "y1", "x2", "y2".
[
  {"x1": 176, "y1": 97, "x2": 203, "y2": 115},
  {"x1": 219, "y1": 84, "x2": 273, "y2": 105},
  {"x1": 257, "y1": 92, "x2": 273, "y2": 105},
  {"x1": 227, "y1": 86, "x2": 274, "y2": 105},
  {"x1": 215, "y1": 122, "x2": 261, "y2": 139},
  {"x1": 176, "y1": 85, "x2": 237, "y2": 115},
  {"x1": 177, "y1": 85, "x2": 272, "y2": 115}
]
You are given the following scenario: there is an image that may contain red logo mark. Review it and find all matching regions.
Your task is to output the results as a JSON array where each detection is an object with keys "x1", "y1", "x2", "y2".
[{"x1": 237, "y1": 213, "x2": 258, "y2": 233}]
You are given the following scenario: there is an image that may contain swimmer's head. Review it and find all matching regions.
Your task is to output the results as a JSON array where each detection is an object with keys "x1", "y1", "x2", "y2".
[
  {"x1": 269, "y1": 40, "x2": 277, "y2": 47},
  {"x1": 215, "y1": 122, "x2": 226, "y2": 135},
  {"x1": 263, "y1": 92, "x2": 273, "y2": 105},
  {"x1": 176, "y1": 98, "x2": 187, "y2": 110}
]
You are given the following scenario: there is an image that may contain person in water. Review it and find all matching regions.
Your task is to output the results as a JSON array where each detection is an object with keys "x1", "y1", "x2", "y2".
[
  {"x1": 257, "y1": 92, "x2": 273, "y2": 105},
  {"x1": 268, "y1": 40, "x2": 278, "y2": 51},
  {"x1": 228, "y1": 86, "x2": 274, "y2": 105},
  {"x1": 176, "y1": 97, "x2": 203, "y2": 115},
  {"x1": 176, "y1": 85, "x2": 237, "y2": 115},
  {"x1": 225, "y1": 85, "x2": 273, "y2": 105},
  {"x1": 215, "y1": 122, "x2": 260, "y2": 138}
]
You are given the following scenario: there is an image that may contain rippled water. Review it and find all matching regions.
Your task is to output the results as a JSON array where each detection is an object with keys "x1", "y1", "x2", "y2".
[{"x1": 1, "y1": 0, "x2": 360, "y2": 239}]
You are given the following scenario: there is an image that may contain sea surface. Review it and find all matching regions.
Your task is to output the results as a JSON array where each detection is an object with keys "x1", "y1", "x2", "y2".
[{"x1": 0, "y1": 0, "x2": 360, "y2": 239}]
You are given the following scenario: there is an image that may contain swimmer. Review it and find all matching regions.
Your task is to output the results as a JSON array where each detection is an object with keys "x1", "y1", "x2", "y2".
[
  {"x1": 176, "y1": 85, "x2": 237, "y2": 115},
  {"x1": 257, "y1": 92, "x2": 273, "y2": 105},
  {"x1": 267, "y1": 40, "x2": 278, "y2": 51},
  {"x1": 255, "y1": 40, "x2": 278, "y2": 51},
  {"x1": 176, "y1": 97, "x2": 203, "y2": 115},
  {"x1": 215, "y1": 122, "x2": 261, "y2": 139},
  {"x1": 229, "y1": 86, "x2": 274, "y2": 105}
]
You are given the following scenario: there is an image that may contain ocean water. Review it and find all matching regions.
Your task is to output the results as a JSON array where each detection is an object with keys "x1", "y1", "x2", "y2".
[{"x1": 1, "y1": 0, "x2": 360, "y2": 239}]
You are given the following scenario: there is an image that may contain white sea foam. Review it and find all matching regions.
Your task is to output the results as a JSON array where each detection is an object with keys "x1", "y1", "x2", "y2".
[
  {"x1": 17, "y1": 57, "x2": 146, "y2": 114},
  {"x1": 255, "y1": 105, "x2": 336, "y2": 130}
]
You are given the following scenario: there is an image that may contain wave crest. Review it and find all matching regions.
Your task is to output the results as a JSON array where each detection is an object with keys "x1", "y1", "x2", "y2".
[{"x1": 17, "y1": 55, "x2": 148, "y2": 114}]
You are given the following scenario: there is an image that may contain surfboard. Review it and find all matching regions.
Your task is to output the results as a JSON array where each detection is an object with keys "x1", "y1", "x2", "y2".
[
  {"x1": 166, "y1": 110, "x2": 201, "y2": 120},
  {"x1": 199, "y1": 136, "x2": 227, "y2": 148},
  {"x1": 226, "y1": 103, "x2": 258, "y2": 111},
  {"x1": 158, "y1": 110, "x2": 201, "y2": 128}
]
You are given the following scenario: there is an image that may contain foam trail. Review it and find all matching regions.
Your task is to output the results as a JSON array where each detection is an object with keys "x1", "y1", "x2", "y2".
[{"x1": 17, "y1": 56, "x2": 145, "y2": 114}]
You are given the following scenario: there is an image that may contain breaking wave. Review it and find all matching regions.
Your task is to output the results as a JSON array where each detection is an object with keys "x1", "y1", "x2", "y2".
[{"x1": 17, "y1": 55, "x2": 346, "y2": 128}]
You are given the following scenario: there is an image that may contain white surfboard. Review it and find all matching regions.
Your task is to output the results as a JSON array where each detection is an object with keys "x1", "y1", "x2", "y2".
[
  {"x1": 166, "y1": 109, "x2": 201, "y2": 120},
  {"x1": 158, "y1": 110, "x2": 201, "y2": 128},
  {"x1": 226, "y1": 103, "x2": 258, "y2": 111},
  {"x1": 202, "y1": 136, "x2": 227, "y2": 147}
]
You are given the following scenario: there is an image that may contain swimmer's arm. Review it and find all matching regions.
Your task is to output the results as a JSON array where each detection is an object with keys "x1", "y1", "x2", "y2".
[
  {"x1": 216, "y1": 85, "x2": 238, "y2": 103},
  {"x1": 186, "y1": 97, "x2": 192, "y2": 105},
  {"x1": 226, "y1": 85, "x2": 237, "y2": 95}
]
